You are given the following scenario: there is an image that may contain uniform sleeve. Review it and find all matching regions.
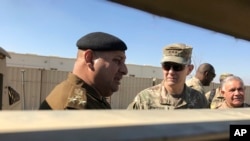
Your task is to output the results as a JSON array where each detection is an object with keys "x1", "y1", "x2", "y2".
[
  {"x1": 204, "y1": 91, "x2": 211, "y2": 108},
  {"x1": 127, "y1": 90, "x2": 149, "y2": 110},
  {"x1": 201, "y1": 93, "x2": 209, "y2": 108},
  {"x1": 204, "y1": 91, "x2": 211, "y2": 101},
  {"x1": 192, "y1": 85, "x2": 204, "y2": 95},
  {"x1": 127, "y1": 100, "x2": 140, "y2": 110},
  {"x1": 187, "y1": 86, "x2": 208, "y2": 109}
]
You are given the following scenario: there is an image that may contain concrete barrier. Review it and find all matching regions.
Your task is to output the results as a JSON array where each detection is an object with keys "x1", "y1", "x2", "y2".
[{"x1": 0, "y1": 109, "x2": 250, "y2": 141}]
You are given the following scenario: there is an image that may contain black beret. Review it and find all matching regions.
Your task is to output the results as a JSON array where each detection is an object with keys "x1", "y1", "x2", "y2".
[{"x1": 76, "y1": 32, "x2": 127, "y2": 51}]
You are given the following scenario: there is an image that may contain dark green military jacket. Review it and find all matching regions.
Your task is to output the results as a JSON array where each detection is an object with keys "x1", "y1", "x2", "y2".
[
  {"x1": 127, "y1": 81, "x2": 208, "y2": 110},
  {"x1": 39, "y1": 73, "x2": 111, "y2": 110}
]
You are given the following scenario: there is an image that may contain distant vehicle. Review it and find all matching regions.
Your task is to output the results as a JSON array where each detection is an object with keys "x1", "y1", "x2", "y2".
[{"x1": 0, "y1": 47, "x2": 21, "y2": 110}]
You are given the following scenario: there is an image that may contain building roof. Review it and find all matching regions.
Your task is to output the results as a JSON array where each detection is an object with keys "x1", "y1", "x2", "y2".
[{"x1": 0, "y1": 47, "x2": 11, "y2": 59}]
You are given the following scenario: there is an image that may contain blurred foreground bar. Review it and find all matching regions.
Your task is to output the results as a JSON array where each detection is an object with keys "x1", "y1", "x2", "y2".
[{"x1": 0, "y1": 109, "x2": 250, "y2": 141}]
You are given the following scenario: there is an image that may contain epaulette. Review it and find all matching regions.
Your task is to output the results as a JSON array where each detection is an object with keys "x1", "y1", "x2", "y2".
[{"x1": 65, "y1": 87, "x2": 87, "y2": 109}]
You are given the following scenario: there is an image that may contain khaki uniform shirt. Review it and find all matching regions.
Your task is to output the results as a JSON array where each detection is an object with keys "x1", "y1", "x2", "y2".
[
  {"x1": 41, "y1": 72, "x2": 111, "y2": 110},
  {"x1": 186, "y1": 77, "x2": 205, "y2": 95},
  {"x1": 216, "y1": 101, "x2": 250, "y2": 109},
  {"x1": 205, "y1": 88, "x2": 225, "y2": 109},
  {"x1": 127, "y1": 81, "x2": 208, "y2": 110}
]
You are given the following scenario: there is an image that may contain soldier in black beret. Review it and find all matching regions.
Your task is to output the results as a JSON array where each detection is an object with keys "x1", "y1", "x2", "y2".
[
  {"x1": 39, "y1": 32, "x2": 128, "y2": 110},
  {"x1": 76, "y1": 32, "x2": 127, "y2": 51}
]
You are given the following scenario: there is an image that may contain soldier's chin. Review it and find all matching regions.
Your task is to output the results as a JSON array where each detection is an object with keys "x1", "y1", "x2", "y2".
[
  {"x1": 233, "y1": 101, "x2": 243, "y2": 107},
  {"x1": 166, "y1": 82, "x2": 177, "y2": 86},
  {"x1": 114, "y1": 80, "x2": 121, "y2": 85},
  {"x1": 103, "y1": 90, "x2": 114, "y2": 97},
  {"x1": 113, "y1": 85, "x2": 119, "y2": 92}
]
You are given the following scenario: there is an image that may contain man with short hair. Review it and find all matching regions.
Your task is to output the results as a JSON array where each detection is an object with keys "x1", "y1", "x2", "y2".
[
  {"x1": 39, "y1": 32, "x2": 128, "y2": 110},
  {"x1": 127, "y1": 43, "x2": 208, "y2": 110},
  {"x1": 205, "y1": 73, "x2": 233, "y2": 109},
  {"x1": 216, "y1": 75, "x2": 250, "y2": 109},
  {"x1": 186, "y1": 63, "x2": 216, "y2": 95}
]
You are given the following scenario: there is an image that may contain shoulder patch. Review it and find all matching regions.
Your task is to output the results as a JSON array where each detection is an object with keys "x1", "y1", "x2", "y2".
[{"x1": 65, "y1": 88, "x2": 87, "y2": 109}]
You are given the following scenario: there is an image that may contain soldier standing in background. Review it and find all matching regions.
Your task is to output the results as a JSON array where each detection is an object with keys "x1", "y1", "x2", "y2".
[
  {"x1": 205, "y1": 73, "x2": 233, "y2": 109},
  {"x1": 186, "y1": 63, "x2": 216, "y2": 95}
]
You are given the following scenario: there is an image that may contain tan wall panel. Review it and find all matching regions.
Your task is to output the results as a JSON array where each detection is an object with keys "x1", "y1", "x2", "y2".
[
  {"x1": 39, "y1": 70, "x2": 68, "y2": 103},
  {"x1": 6, "y1": 67, "x2": 250, "y2": 110},
  {"x1": 111, "y1": 77, "x2": 162, "y2": 109}
]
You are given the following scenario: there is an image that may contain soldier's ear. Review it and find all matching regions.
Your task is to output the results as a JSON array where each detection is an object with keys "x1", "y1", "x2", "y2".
[
  {"x1": 221, "y1": 90, "x2": 225, "y2": 96},
  {"x1": 187, "y1": 64, "x2": 194, "y2": 75},
  {"x1": 204, "y1": 71, "x2": 209, "y2": 77},
  {"x1": 84, "y1": 49, "x2": 95, "y2": 70}
]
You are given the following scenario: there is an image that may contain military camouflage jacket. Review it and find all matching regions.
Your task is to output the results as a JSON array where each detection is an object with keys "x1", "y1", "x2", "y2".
[
  {"x1": 216, "y1": 101, "x2": 250, "y2": 109},
  {"x1": 40, "y1": 72, "x2": 111, "y2": 110},
  {"x1": 127, "y1": 81, "x2": 208, "y2": 110},
  {"x1": 205, "y1": 88, "x2": 225, "y2": 109},
  {"x1": 186, "y1": 76, "x2": 205, "y2": 95}
]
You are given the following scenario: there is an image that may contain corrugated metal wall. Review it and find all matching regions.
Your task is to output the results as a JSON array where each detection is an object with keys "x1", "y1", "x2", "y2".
[
  {"x1": 7, "y1": 67, "x2": 68, "y2": 110},
  {"x1": 6, "y1": 67, "x2": 250, "y2": 110},
  {"x1": 110, "y1": 77, "x2": 162, "y2": 109}
]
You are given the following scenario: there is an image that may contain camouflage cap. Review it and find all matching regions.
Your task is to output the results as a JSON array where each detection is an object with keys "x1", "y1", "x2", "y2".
[
  {"x1": 219, "y1": 73, "x2": 233, "y2": 82},
  {"x1": 161, "y1": 43, "x2": 192, "y2": 64}
]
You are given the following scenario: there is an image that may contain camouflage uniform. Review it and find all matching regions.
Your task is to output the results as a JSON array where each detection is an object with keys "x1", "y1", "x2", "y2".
[
  {"x1": 186, "y1": 76, "x2": 205, "y2": 95},
  {"x1": 205, "y1": 88, "x2": 224, "y2": 109},
  {"x1": 127, "y1": 81, "x2": 208, "y2": 110},
  {"x1": 216, "y1": 101, "x2": 250, "y2": 109},
  {"x1": 39, "y1": 72, "x2": 111, "y2": 110},
  {"x1": 205, "y1": 73, "x2": 234, "y2": 109}
]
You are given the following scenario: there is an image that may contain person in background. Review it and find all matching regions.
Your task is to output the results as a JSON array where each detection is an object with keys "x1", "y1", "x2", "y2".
[
  {"x1": 205, "y1": 73, "x2": 233, "y2": 109},
  {"x1": 186, "y1": 63, "x2": 216, "y2": 95},
  {"x1": 39, "y1": 32, "x2": 128, "y2": 110},
  {"x1": 216, "y1": 75, "x2": 250, "y2": 109},
  {"x1": 127, "y1": 43, "x2": 208, "y2": 110}
]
